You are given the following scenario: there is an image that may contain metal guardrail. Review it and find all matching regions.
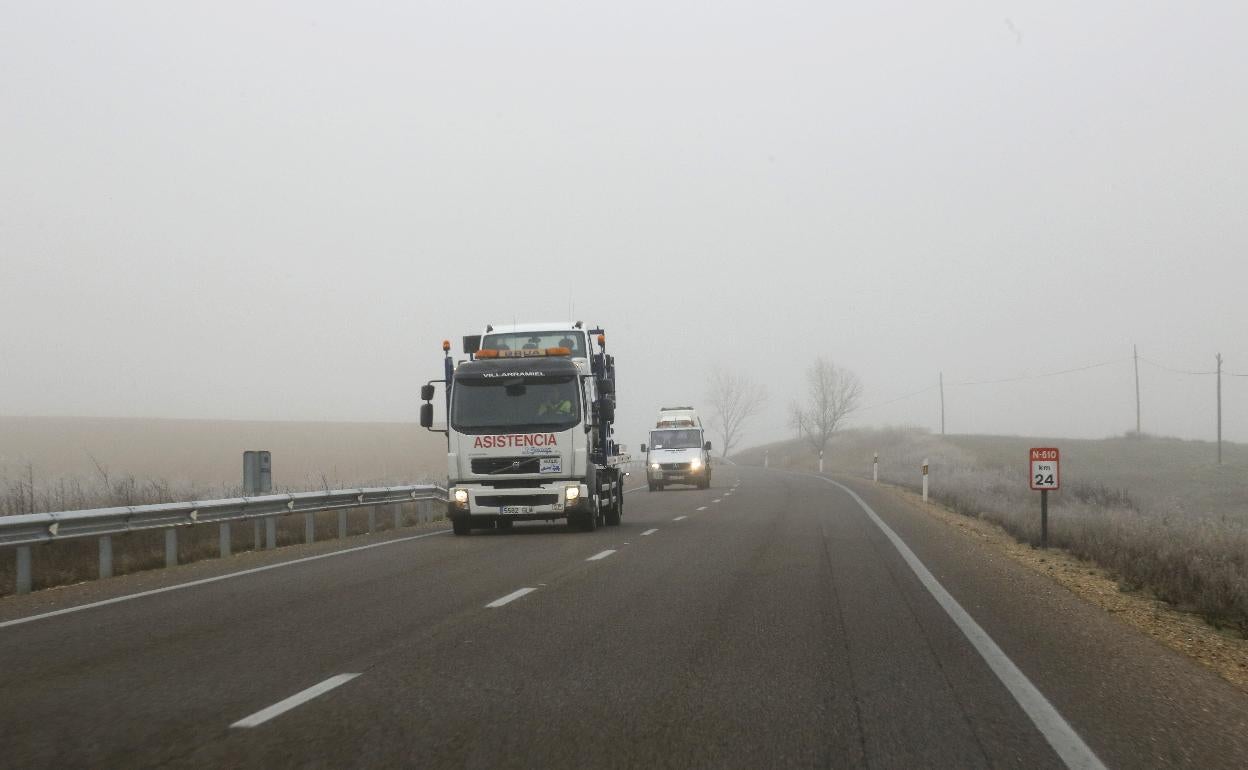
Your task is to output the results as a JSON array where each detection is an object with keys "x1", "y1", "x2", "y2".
[{"x1": 2, "y1": 485, "x2": 446, "y2": 595}]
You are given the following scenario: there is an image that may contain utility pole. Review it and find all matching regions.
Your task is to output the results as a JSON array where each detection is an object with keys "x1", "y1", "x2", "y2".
[
  {"x1": 939, "y1": 371, "x2": 946, "y2": 436},
  {"x1": 1133, "y1": 344, "x2": 1141, "y2": 435},
  {"x1": 1216, "y1": 353, "x2": 1223, "y2": 465}
]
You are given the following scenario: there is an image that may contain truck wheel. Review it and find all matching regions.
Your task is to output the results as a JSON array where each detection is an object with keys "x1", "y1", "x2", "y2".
[
  {"x1": 604, "y1": 492, "x2": 621, "y2": 526},
  {"x1": 451, "y1": 515, "x2": 471, "y2": 536},
  {"x1": 577, "y1": 507, "x2": 598, "y2": 532},
  {"x1": 647, "y1": 481, "x2": 657, "y2": 492}
]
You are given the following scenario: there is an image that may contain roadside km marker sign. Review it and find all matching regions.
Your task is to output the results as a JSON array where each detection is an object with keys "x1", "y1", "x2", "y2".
[{"x1": 1029, "y1": 447, "x2": 1059, "y2": 491}]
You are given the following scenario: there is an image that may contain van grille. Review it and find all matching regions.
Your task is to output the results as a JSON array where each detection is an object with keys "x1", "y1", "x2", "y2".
[{"x1": 660, "y1": 462, "x2": 690, "y2": 471}]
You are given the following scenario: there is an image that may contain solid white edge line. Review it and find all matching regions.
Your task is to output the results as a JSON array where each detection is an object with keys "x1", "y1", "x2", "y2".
[
  {"x1": 673, "y1": 515, "x2": 687, "y2": 521},
  {"x1": 624, "y1": 485, "x2": 647, "y2": 494},
  {"x1": 1, "y1": 529, "x2": 452, "y2": 630},
  {"x1": 231, "y1": 673, "x2": 361, "y2": 728},
  {"x1": 486, "y1": 587, "x2": 537, "y2": 608},
  {"x1": 586, "y1": 549, "x2": 616, "y2": 561},
  {"x1": 640, "y1": 528, "x2": 658, "y2": 536},
  {"x1": 816, "y1": 476, "x2": 1106, "y2": 770}
]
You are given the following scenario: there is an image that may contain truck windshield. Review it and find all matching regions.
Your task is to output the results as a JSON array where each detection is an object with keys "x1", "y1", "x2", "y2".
[
  {"x1": 452, "y1": 376, "x2": 581, "y2": 434},
  {"x1": 481, "y1": 332, "x2": 587, "y2": 357},
  {"x1": 650, "y1": 429, "x2": 702, "y2": 449}
]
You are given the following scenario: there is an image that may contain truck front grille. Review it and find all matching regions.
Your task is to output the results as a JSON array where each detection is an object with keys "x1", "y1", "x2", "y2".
[
  {"x1": 660, "y1": 462, "x2": 690, "y2": 471},
  {"x1": 476, "y1": 494, "x2": 560, "y2": 508},
  {"x1": 471, "y1": 457, "x2": 553, "y2": 474}
]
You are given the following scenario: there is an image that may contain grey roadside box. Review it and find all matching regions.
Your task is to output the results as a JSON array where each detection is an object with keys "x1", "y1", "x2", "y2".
[
  {"x1": 243, "y1": 451, "x2": 273, "y2": 550},
  {"x1": 243, "y1": 451, "x2": 273, "y2": 495}
]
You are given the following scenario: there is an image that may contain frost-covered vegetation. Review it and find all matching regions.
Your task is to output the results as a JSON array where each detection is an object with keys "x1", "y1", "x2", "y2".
[{"x1": 739, "y1": 428, "x2": 1248, "y2": 637}]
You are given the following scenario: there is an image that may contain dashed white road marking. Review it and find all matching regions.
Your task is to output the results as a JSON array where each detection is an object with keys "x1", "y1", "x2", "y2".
[
  {"x1": 586, "y1": 550, "x2": 616, "y2": 561},
  {"x1": 696, "y1": 506, "x2": 707, "y2": 511},
  {"x1": 486, "y1": 587, "x2": 537, "y2": 608},
  {"x1": 231, "y1": 674, "x2": 361, "y2": 728},
  {"x1": 712, "y1": 498, "x2": 722, "y2": 504},
  {"x1": 641, "y1": 528, "x2": 658, "y2": 536},
  {"x1": 673, "y1": 515, "x2": 687, "y2": 521}
]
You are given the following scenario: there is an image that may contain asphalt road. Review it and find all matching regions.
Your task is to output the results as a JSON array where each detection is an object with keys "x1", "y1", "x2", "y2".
[{"x1": 2, "y1": 465, "x2": 1247, "y2": 768}]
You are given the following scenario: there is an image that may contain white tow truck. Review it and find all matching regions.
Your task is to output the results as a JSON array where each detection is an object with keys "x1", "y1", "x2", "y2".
[
  {"x1": 640, "y1": 406, "x2": 713, "y2": 491},
  {"x1": 419, "y1": 322, "x2": 630, "y2": 534}
]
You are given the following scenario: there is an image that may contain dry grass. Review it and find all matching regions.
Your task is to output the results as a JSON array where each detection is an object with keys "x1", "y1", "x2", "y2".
[{"x1": 738, "y1": 427, "x2": 1248, "y2": 637}]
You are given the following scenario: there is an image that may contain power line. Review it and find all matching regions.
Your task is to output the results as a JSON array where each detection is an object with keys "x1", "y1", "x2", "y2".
[
  {"x1": 1138, "y1": 357, "x2": 1217, "y2": 376},
  {"x1": 953, "y1": 357, "x2": 1129, "y2": 387},
  {"x1": 858, "y1": 381, "x2": 938, "y2": 411}
]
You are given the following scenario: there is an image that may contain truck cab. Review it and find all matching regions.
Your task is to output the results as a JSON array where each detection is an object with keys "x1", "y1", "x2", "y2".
[
  {"x1": 641, "y1": 407, "x2": 712, "y2": 491},
  {"x1": 421, "y1": 322, "x2": 628, "y2": 534}
]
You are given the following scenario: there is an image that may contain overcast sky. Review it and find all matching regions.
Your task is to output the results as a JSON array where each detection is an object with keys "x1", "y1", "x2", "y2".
[{"x1": 2, "y1": 1, "x2": 1246, "y2": 449}]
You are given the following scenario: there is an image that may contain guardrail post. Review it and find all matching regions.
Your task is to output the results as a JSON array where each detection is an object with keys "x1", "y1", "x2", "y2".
[
  {"x1": 254, "y1": 520, "x2": 262, "y2": 551},
  {"x1": 220, "y1": 523, "x2": 232, "y2": 558},
  {"x1": 416, "y1": 498, "x2": 428, "y2": 523},
  {"x1": 338, "y1": 510, "x2": 347, "y2": 539},
  {"x1": 393, "y1": 503, "x2": 403, "y2": 530},
  {"x1": 165, "y1": 529, "x2": 178, "y2": 567},
  {"x1": 99, "y1": 536, "x2": 113, "y2": 579},
  {"x1": 305, "y1": 512, "x2": 314, "y2": 544},
  {"x1": 266, "y1": 517, "x2": 277, "y2": 549},
  {"x1": 16, "y1": 546, "x2": 32, "y2": 594},
  {"x1": 368, "y1": 507, "x2": 376, "y2": 534}
]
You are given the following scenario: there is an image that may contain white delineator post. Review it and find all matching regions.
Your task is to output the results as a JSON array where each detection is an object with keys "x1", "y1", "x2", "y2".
[
  {"x1": 873, "y1": 453, "x2": 879, "y2": 483},
  {"x1": 921, "y1": 458, "x2": 929, "y2": 503},
  {"x1": 819, "y1": 449, "x2": 824, "y2": 474},
  {"x1": 764, "y1": 450, "x2": 769, "y2": 468}
]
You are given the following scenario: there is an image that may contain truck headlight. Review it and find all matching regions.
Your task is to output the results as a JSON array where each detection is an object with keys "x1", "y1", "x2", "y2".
[
  {"x1": 565, "y1": 486, "x2": 580, "y2": 501},
  {"x1": 650, "y1": 462, "x2": 660, "y2": 470},
  {"x1": 690, "y1": 457, "x2": 702, "y2": 470},
  {"x1": 453, "y1": 488, "x2": 469, "y2": 505}
]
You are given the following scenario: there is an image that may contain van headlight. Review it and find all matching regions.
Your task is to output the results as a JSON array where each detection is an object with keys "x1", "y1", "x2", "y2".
[
  {"x1": 650, "y1": 462, "x2": 660, "y2": 470},
  {"x1": 690, "y1": 457, "x2": 702, "y2": 470},
  {"x1": 453, "y1": 488, "x2": 469, "y2": 505},
  {"x1": 565, "y1": 486, "x2": 580, "y2": 501}
]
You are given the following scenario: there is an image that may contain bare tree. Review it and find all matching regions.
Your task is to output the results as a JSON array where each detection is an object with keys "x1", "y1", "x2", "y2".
[
  {"x1": 791, "y1": 358, "x2": 862, "y2": 458},
  {"x1": 706, "y1": 367, "x2": 767, "y2": 458}
]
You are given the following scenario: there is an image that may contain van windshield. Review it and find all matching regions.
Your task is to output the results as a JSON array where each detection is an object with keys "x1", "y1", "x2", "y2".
[
  {"x1": 452, "y1": 376, "x2": 581, "y2": 434},
  {"x1": 650, "y1": 429, "x2": 702, "y2": 449}
]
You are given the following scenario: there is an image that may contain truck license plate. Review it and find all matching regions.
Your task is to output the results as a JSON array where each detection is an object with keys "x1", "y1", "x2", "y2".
[{"x1": 502, "y1": 505, "x2": 532, "y2": 514}]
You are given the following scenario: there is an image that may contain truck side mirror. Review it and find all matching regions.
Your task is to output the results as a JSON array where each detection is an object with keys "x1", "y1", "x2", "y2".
[
  {"x1": 640, "y1": 444, "x2": 647, "y2": 453},
  {"x1": 420, "y1": 384, "x2": 435, "y2": 401},
  {"x1": 600, "y1": 402, "x2": 614, "y2": 422},
  {"x1": 704, "y1": 441, "x2": 712, "y2": 451},
  {"x1": 420, "y1": 403, "x2": 434, "y2": 428},
  {"x1": 463, "y1": 335, "x2": 481, "y2": 355},
  {"x1": 600, "y1": 380, "x2": 614, "y2": 396}
]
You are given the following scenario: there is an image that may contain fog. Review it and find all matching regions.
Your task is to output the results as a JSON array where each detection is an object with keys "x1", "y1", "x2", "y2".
[{"x1": 3, "y1": 1, "x2": 1246, "y2": 450}]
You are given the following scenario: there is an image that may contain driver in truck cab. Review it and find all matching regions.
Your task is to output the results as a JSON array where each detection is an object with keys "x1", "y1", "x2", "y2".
[{"x1": 538, "y1": 395, "x2": 573, "y2": 417}]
